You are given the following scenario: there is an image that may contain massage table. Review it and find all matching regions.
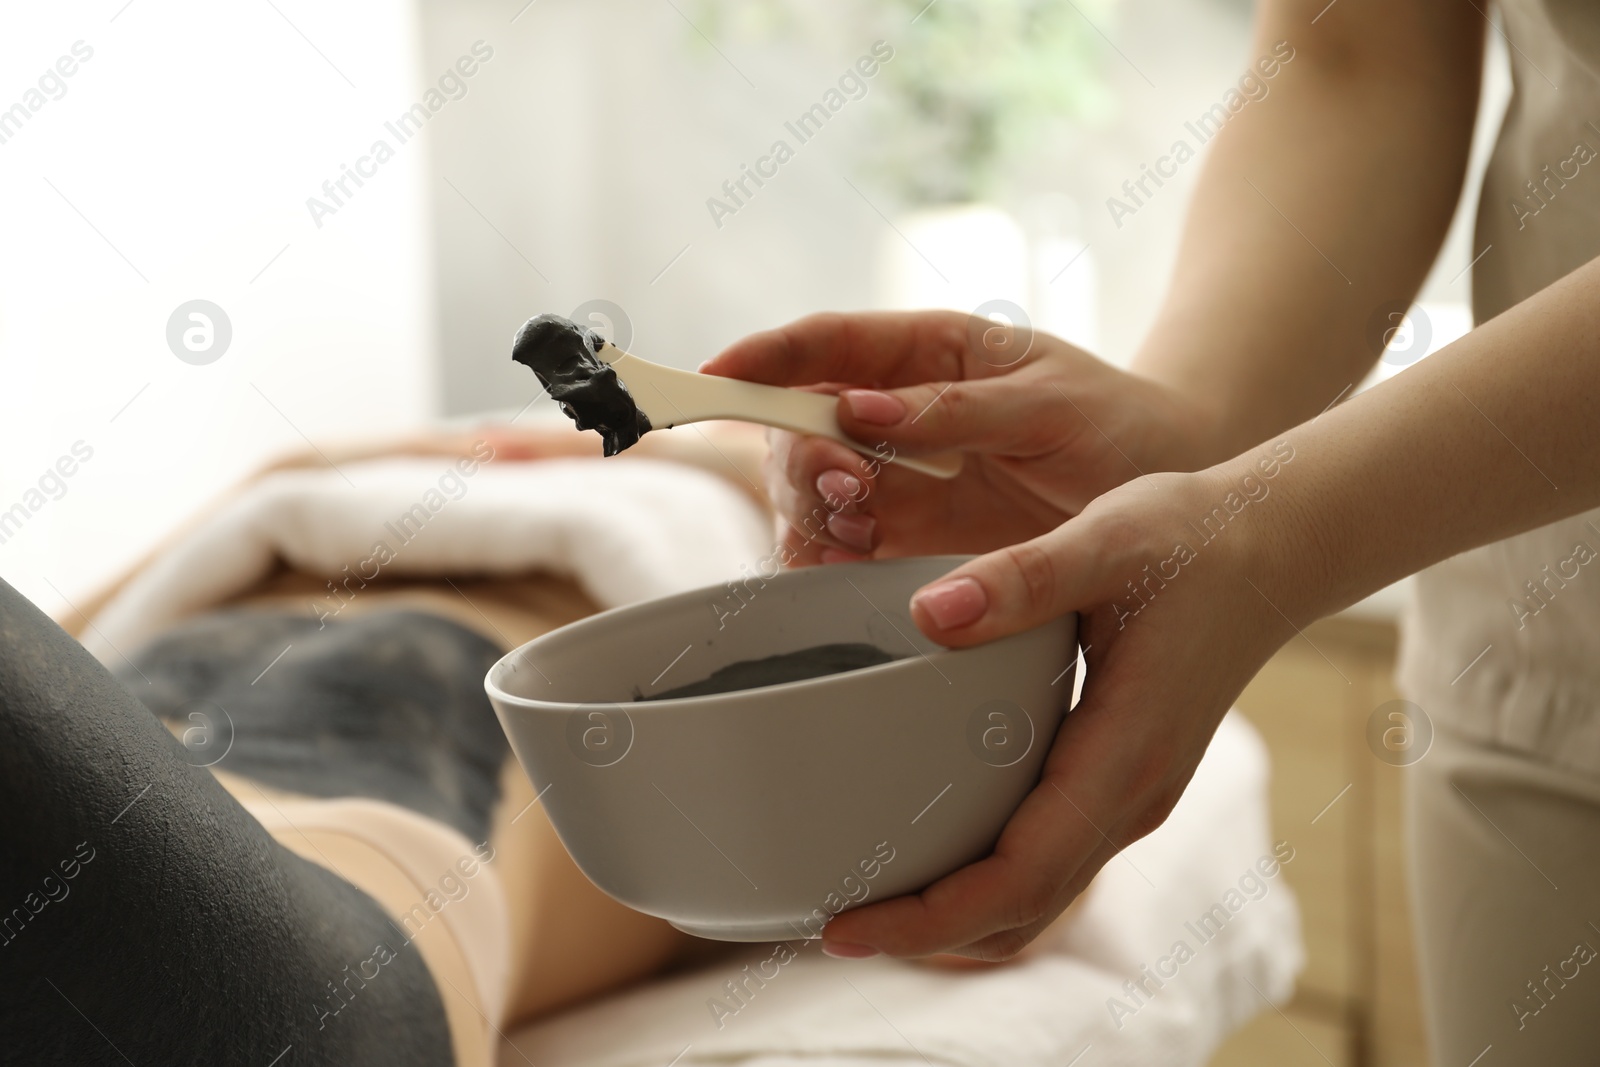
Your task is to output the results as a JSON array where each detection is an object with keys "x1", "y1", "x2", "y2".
[{"x1": 79, "y1": 445, "x2": 1303, "y2": 1067}]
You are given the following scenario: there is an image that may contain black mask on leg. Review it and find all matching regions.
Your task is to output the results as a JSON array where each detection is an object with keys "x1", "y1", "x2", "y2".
[{"x1": 0, "y1": 578, "x2": 456, "y2": 1066}]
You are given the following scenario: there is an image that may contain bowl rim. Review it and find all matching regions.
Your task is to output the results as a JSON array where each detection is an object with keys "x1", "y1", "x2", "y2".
[{"x1": 484, "y1": 554, "x2": 1071, "y2": 713}]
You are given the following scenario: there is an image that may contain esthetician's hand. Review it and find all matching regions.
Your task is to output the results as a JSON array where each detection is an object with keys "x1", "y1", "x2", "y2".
[
  {"x1": 699, "y1": 311, "x2": 1221, "y2": 566},
  {"x1": 814, "y1": 443, "x2": 1307, "y2": 962}
]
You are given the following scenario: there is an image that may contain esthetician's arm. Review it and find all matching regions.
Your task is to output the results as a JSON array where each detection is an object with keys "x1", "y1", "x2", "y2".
[
  {"x1": 701, "y1": 0, "x2": 1483, "y2": 566},
  {"x1": 1128, "y1": 0, "x2": 1484, "y2": 452},
  {"x1": 814, "y1": 252, "x2": 1600, "y2": 963}
]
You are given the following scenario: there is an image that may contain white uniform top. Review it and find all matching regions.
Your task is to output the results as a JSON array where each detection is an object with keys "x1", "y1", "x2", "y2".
[{"x1": 1397, "y1": 0, "x2": 1600, "y2": 773}]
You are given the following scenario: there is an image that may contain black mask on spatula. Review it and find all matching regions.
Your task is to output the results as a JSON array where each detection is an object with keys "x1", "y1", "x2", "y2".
[{"x1": 511, "y1": 313, "x2": 653, "y2": 456}]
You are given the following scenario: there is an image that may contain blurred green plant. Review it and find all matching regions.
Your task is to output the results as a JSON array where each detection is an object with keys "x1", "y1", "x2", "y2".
[
  {"x1": 689, "y1": 0, "x2": 1117, "y2": 204},
  {"x1": 873, "y1": 0, "x2": 1115, "y2": 203}
]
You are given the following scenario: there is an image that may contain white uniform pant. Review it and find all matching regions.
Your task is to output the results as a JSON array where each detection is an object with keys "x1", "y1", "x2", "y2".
[{"x1": 1407, "y1": 724, "x2": 1600, "y2": 1064}]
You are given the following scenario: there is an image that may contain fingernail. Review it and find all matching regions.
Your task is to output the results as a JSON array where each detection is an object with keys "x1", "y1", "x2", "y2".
[
  {"x1": 842, "y1": 390, "x2": 906, "y2": 426},
  {"x1": 827, "y1": 512, "x2": 876, "y2": 552},
  {"x1": 822, "y1": 940, "x2": 880, "y2": 959},
  {"x1": 911, "y1": 577, "x2": 988, "y2": 631},
  {"x1": 815, "y1": 468, "x2": 864, "y2": 503}
]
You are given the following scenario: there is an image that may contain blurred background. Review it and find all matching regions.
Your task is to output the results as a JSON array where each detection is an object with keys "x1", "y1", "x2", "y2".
[{"x1": 0, "y1": 2, "x2": 1512, "y2": 1063}]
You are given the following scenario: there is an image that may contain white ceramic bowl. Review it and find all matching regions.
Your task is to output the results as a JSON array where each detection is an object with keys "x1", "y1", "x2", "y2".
[{"x1": 485, "y1": 555, "x2": 1076, "y2": 941}]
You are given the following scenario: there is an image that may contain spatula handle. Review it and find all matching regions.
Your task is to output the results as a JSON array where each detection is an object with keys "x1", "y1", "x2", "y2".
[{"x1": 651, "y1": 371, "x2": 961, "y2": 480}]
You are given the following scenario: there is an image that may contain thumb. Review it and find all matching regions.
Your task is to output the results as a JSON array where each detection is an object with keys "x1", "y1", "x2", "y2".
[
  {"x1": 908, "y1": 524, "x2": 1112, "y2": 647},
  {"x1": 837, "y1": 376, "x2": 1056, "y2": 459}
]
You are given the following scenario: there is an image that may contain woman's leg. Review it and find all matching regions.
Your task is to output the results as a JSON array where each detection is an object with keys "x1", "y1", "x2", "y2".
[
  {"x1": 1407, "y1": 724, "x2": 1600, "y2": 1065},
  {"x1": 0, "y1": 576, "x2": 455, "y2": 1065}
]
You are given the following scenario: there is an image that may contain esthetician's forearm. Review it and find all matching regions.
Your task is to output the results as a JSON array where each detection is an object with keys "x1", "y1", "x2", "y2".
[
  {"x1": 1248, "y1": 255, "x2": 1600, "y2": 623},
  {"x1": 1131, "y1": 0, "x2": 1483, "y2": 460}
]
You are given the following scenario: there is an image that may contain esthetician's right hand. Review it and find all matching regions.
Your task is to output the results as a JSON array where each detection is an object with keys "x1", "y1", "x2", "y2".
[{"x1": 700, "y1": 310, "x2": 1220, "y2": 566}]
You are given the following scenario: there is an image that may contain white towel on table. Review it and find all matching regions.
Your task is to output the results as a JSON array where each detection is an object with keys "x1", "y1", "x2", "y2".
[{"x1": 80, "y1": 455, "x2": 771, "y2": 664}]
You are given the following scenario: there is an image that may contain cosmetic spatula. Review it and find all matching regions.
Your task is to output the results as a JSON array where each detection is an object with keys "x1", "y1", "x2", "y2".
[{"x1": 511, "y1": 313, "x2": 961, "y2": 479}]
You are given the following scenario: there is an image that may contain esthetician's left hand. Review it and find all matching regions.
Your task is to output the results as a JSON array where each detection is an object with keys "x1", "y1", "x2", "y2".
[{"x1": 816, "y1": 448, "x2": 1307, "y2": 962}]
